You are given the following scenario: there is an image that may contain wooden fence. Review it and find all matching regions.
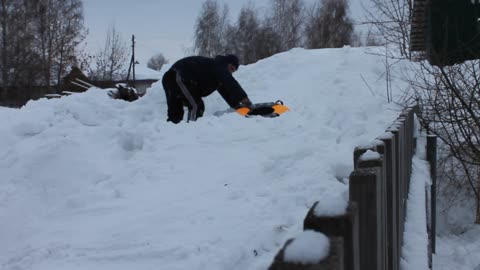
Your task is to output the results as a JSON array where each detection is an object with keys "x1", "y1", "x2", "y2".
[{"x1": 269, "y1": 107, "x2": 437, "y2": 270}]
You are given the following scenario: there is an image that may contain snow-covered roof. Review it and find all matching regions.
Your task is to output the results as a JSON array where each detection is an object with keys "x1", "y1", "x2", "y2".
[{"x1": 133, "y1": 65, "x2": 162, "y2": 80}]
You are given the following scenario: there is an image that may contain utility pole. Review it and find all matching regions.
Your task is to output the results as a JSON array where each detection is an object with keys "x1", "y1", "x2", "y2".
[
  {"x1": 132, "y1": 35, "x2": 136, "y2": 88},
  {"x1": 126, "y1": 35, "x2": 136, "y2": 88}
]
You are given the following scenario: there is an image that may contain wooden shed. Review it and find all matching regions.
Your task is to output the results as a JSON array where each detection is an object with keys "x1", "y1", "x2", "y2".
[{"x1": 410, "y1": 0, "x2": 480, "y2": 66}]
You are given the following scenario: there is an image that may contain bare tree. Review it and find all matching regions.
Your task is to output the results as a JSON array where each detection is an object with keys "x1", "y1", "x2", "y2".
[
  {"x1": 257, "y1": 23, "x2": 283, "y2": 60},
  {"x1": 436, "y1": 146, "x2": 479, "y2": 230},
  {"x1": 366, "y1": 0, "x2": 480, "y2": 226},
  {"x1": 304, "y1": 1, "x2": 322, "y2": 49},
  {"x1": 194, "y1": 0, "x2": 229, "y2": 57},
  {"x1": 34, "y1": 0, "x2": 85, "y2": 92},
  {"x1": 304, "y1": 0, "x2": 353, "y2": 49},
  {"x1": 90, "y1": 25, "x2": 128, "y2": 81},
  {"x1": 408, "y1": 60, "x2": 480, "y2": 224},
  {"x1": 0, "y1": 0, "x2": 8, "y2": 93},
  {"x1": 0, "y1": 0, "x2": 41, "y2": 95},
  {"x1": 147, "y1": 53, "x2": 168, "y2": 71},
  {"x1": 231, "y1": 4, "x2": 261, "y2": 64},
  {"x1": 268, "y1": 0, "x2": 305, "y2": 51},
  {"x1": 192, "y1": 0, "x2": 289, "y2": 63},
  {"x1": 223, "y1": 24, "x2": 238, "y2": 56},
  {"x1": 365, "y1": 28, "x2": 381, "y2": 46},
  {"x1": 73, "y1": 47, "x2": 94, "y2": 72},
  {"x1": 0, "y1": 0, "x2": 86, "y2": 106},
  {"x1": 52, "y1": 0, "x2": 86, "y2": 91},
  {"x1": 222, "y1": 3, "x2": 283, "y2": 64},
  {"x1": 36, "y1": 0, "x2": 57, "y2": 91},
  {"x1": 363, "y1": 0, "x2": 412, "y2": 58},
  {"x1": 350, "y1": 32, "x2": 363, "y2": 47},
  {"x1": 224, "y1": 7, "x2": 285, "y2": 64}
]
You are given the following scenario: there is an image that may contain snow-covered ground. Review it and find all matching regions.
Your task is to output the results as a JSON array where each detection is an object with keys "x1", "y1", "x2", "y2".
[
  {"x1": 401, "y1": 132, "x2": 429, "y2": 270},
  {"x1": 434, "y1": 225, "x2": 480, "y2": 270},
  {"x1": 0, "y1": 47, "x2": 478, "y2": 270}
]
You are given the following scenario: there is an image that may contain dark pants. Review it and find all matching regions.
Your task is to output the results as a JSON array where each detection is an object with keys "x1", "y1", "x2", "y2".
[{"x1": 162, "y1": 69, "x2": 205, "y2": 123}]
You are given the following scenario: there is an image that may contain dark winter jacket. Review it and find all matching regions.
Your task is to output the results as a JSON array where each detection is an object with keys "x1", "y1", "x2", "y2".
[{"x1": 169, "y1": 55, "x2": 248, "y2": 108}]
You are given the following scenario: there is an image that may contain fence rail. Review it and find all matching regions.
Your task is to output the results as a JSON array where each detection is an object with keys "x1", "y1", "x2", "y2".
[{"x1": 269, "y1": 106, "x2": 436, "y2": 270}]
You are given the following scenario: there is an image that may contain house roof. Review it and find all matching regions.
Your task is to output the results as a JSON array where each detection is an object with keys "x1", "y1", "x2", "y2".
[
  {"x1": 133, "y1": 65, "x2": 163, "y2": 80},
  {"x1": 410, "y1": 0, "x2": 428, "y2": 52}
]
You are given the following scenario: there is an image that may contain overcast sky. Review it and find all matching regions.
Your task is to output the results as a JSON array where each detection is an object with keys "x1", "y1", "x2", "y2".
[{"x1": 82, "y1": 0, "x2": 370, "y2": 65}]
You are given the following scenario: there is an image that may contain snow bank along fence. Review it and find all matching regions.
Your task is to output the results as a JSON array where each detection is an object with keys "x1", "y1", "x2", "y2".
[{"x1": 269, "y1": 106, "x2": 437, "y2": 270}]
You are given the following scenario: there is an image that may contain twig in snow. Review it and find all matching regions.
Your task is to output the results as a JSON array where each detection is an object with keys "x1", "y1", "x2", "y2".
[{"x1": 360, "y1": 74, "x2": 376, "y2": 97}]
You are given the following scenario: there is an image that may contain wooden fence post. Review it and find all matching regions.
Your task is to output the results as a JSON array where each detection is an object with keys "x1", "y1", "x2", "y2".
[
  {"x1": 400, "y1": 108, "x2": 415, "y2": 186},
  {"x1": 376, "y1": 132, "x2": 399, "y2": 270},
  {"x1": 426, "y1": 135, "x2": 437, "y2": 255},
  {"x1": 386, "y1": 120, "x2": 406, "y2": 251},
  {"x1": 349, "y1": 166, "x2": 384, "y2": 270},
  {"x1": 357, "y1": 154, "x2": 388, "y2": 270},
  {"x1": 395, "y1": 118, "x2": 409, "y2": 211}
]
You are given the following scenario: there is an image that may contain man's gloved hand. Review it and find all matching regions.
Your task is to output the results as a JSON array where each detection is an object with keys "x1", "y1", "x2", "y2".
[
  {"x1": 167, "y1": 118, "x2": 181, "y2": 124},
  {"x1": 237, "y1": 97, "x2": 253, "y2": 108},
  {"x1": 234, "y1": 97, "x2": 253, "y2": 116}
]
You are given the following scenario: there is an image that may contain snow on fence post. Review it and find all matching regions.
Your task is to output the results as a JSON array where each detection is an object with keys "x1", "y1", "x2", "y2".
[
  {"x1": 302, "y1": 202, "x2": 360, "y2": 270},
  {"x1": 268, "y1": 231, "x2": 339, "y2": 270},
  {"x1": 268, "y1": 202, "x2": 359, "y2": 270}
]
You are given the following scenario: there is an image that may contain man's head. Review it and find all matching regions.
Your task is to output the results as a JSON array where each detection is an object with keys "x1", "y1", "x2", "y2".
[
  {"x1": 225, "y1": 54, "x2": 239, "y2": 73},
  {"x1": 214, "y1": 54, "x2": 240, "y2": 73}
]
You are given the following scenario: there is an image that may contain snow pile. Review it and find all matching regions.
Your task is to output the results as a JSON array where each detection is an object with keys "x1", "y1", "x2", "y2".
[
  {"x1": 434, "y1": 226, "x2": 480, "y2": 270},
  {"x1": 359, "y1": 149, "x2": 381, "y2": 161},
  {"x1": 1, "y1": 47, "x2": 411, "y2": 270},
  {"x1": 313, "y1": 189, "x2": 349, "y2": 217},
  {"x1": 134, "y1": 65, "x2": 163, "y2": 80},
  {"x1": 283, "y1": 230, "x2": 330, "y2": 264}
]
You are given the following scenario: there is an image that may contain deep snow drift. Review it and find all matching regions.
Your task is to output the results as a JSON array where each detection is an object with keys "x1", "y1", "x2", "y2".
[{"x1": 1, "y1": 47, "x2": 475, "y2": 270}]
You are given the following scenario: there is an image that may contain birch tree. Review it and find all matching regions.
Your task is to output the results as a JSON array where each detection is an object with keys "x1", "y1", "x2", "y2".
[
  {"x1": 90, "y1": 25, "x2": 128, "y2": 81},
  {"x1": 269, "y1": 0, "x2": 305, "y2": 51},
  {"x1": 194, "y1": 0, "x2": 229, "y2": 57}
]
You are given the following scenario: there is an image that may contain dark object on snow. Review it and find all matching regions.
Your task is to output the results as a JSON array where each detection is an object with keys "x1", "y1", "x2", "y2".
[
  {"x1": 213, "y1": 100, "x2": 290, "y2": 118},
  {"x1": 108, "y1": 84, "x2": 139, "y2": 102},
  {"x1": 63, "y1": 67, "x2": 94, "y2": 92},
  {"x1": 235, "y1": 100, "x2": 290, "y2": 118},
  {"x1": 162, "y1": 54, "x2": 250, "y2": 124}
]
